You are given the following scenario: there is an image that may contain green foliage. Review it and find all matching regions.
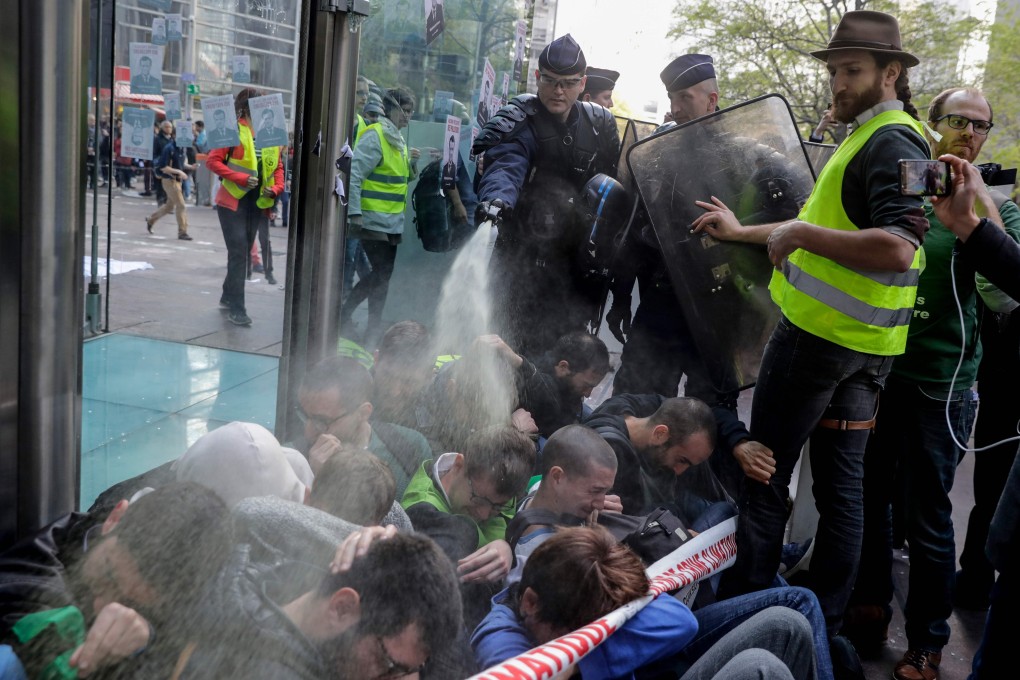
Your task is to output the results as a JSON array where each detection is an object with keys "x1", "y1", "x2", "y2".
[
  {"x1": 669, "y1": 0, "x2": 985, "y2": 138},
  {"x1": 980, "y1": 7, "x2": 1020, "y2": 174}
]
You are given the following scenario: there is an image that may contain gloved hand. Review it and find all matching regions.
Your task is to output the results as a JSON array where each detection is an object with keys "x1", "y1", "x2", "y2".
[
  {"x1": 606, "y1": 298, "x2": 631, "y2": 344},
  {"x1": 476, "y1": 198, "x2": 509, "y2": 226}
]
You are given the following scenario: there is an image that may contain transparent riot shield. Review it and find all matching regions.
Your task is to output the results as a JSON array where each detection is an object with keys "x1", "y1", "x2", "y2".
[
  {"x1": 626, "y1": 94, "x2": 816, "y2": 393},
  {"x1": 616, "y1": 117, "x2": 662, "y2": 189},
  {"x1": 802, "y1": 140, "x2": 838, "y2": 175}
]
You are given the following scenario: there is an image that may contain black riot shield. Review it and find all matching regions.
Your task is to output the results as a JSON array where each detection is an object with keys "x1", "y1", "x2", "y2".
[
  {"x1": 626, "y1": 94, "x2": 816, "y2": 393},
  {"x1": 802, "y1": 140, "x2": 838, "y2": 175}
]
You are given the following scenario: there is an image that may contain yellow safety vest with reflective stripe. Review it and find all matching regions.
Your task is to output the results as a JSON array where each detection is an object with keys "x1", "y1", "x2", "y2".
[
  {"x1": 354, "y1": 113, "x2": 365, "y2": 143},
  {"x1": 220, "y1": 124, "x2": 281, "y2": 209},
  {"x1": 359, "y1": 123, "x2": 409, "y2": 214},
  {"x1": 768, "y1": 109, "x2": 925, "y2": 356}
]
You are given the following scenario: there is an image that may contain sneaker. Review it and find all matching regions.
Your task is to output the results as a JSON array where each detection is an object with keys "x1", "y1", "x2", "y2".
[
  {"x1": 252, "y1": 263, "x2": 265, "y2": 274},
  {"x1": 228, "y1": 310, "x2": 252, "y2": 326},
  {"x1": 145, "y1": 217, "x2": 153, "y2": 234},
  {"x1": 218, "y1": 298, "x2": 230, "y2": 309},
  {"x1": 266, "y1": 273, "x2": 277, "y2": 285},
  {"x1": 893, "y1": 649, "x2": 941, "y2": 680},
  {"x1": 178, "y1": 233, "x2": 193, "y2": 241}
]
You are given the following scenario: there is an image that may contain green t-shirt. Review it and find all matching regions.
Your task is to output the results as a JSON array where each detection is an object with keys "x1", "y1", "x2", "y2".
[{"x1": 892, "y1": 198, "x2": 1020, "y2": 389}]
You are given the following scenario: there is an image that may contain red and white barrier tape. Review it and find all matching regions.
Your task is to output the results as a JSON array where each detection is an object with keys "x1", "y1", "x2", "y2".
[{"x1": 468, "y1": 518, "x2": 738, "y2": 680}]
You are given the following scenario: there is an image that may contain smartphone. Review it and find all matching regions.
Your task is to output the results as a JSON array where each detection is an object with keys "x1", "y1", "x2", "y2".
[{"x1": 899, "y1": 159, "x2": 951, "y2": 197}]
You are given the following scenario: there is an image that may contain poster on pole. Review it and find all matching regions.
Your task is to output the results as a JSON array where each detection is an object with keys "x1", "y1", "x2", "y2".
[
  {"x1": 122, "y1": 108, "x2": 156, "y2": 160},
  {"x1": 501, "y1": 73, "x2": 510, "y2": 107},
  {"x1": 201, "y1": 94, "x2": 241, "y2": 149},
  {"x1": 424, "y1": 0, "x2": 445, "y2": 46},
  {"x1": 250, "y1": 93, "x2": 288, "y2": 149},
  {"x1": 513, "y1": 21, "x2": 526, "y2": 82},
  {"x1": 441, "y1": 115, "x2": 461, "y2": 187},
  {"x1": 130, "y1": 43, "x2": 163, "y2": 95},
  {"x1": 150, "y1": 17, "x2": 167, "y2": 45},
  {"x1": 476, "y1": 59, "x2": 495, "y2": 127},
  {"x1": 164, "y1": 91, "x2": 182, "y2": 122},
  {"x1": 469, "y1": 125, "x2": 479, "y2": 162},
  {"x1": 175, "y1": 120, "x2": 194, "y2": 148},
  {"x1": 167, "y1": 14, "x2": 183, "y2": 41},
  {"x1": 232, "y1": 55, "x2": 251, "y2": 84}
]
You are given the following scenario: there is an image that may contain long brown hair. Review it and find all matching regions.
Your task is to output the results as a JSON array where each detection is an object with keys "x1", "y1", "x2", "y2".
[{"x1": 234, "y1": 87, "x2": 263, "y2": 121}]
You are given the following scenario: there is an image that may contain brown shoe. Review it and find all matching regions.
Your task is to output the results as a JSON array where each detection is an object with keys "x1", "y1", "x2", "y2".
[
  {"x1": 842, "y1": 605, "x2": 890, "y2": 652},
  {"x1": 894, "y1": 649, "x2": 941, "y2": 680}
]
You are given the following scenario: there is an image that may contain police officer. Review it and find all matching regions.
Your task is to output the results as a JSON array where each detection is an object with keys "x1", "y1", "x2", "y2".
[
  {"x1": 581, "y1": 67, "x2": 619, "y2": 109},
  {"x1": 474, "y1": 34, "x2": 620, "y2": 359},
  {"x1": 607, "y1": 54, "x2": 720, "y2": 402}
]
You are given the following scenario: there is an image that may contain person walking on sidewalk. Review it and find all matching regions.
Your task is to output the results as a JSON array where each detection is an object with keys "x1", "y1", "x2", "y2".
[
  {"x1": 206, "y1": 88, "x2": 284, "y2": 327},
  {"x1": 145, "y1": 122, "x2": 194, "y2": 240}
]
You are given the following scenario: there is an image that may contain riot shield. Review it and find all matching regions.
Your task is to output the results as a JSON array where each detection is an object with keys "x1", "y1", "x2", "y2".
[
  {"x1": 626, "y1": 94, "x2": 816, "y2": 393},
  {"x1": 615, "y1": 117, "x2": 662, "y2": 189},
  {"x1": 802, "y1": 140, "x2": 838, "y2": 175}
]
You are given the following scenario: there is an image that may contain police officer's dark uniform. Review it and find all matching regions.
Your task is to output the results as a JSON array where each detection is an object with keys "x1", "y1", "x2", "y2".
[
  {"x1": 473, "y1": 34, "x2": 620, "y2": 359},
  {"x1": 608, "y1": 55, "x2": 720, "y2": 402}
]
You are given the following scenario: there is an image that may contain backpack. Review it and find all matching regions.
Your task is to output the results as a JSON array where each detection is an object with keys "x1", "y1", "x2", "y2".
[
  {"x1": 505, "y1": 505, "x2": 691, "y2": 567},
  {"x1": 411, "y1": 160, "x2": 454, "y2": 252}
]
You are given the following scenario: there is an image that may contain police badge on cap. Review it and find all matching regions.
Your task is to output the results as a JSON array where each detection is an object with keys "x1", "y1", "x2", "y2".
[
  {"x1": 660, "y1": 54, "x2": 715, "y2": 92},
  {"x1": 538, "y1": 33, "x2": 587, "y2": 75}
]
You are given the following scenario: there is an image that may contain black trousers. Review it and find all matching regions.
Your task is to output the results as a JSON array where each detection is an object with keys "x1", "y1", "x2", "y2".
[
  {"x1": 217, "y1": 191, "x2": 266, "y2": 314},
  {"x1": 342, "y1": 238, "x2": 397, "y2": 334}
]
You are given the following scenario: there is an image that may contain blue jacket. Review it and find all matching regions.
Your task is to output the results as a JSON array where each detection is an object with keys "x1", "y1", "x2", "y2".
[
  {"x1": 470, "y1": 589, "x2": 697, "y2": 680},
  {"x1": 155, "y1": 140, "x2": 186, "y2": 180}
]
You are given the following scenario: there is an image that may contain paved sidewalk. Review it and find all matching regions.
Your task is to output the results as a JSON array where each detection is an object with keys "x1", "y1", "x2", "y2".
[{"x1": 85, "y1": 185, "x2": 287, "y2": 356}]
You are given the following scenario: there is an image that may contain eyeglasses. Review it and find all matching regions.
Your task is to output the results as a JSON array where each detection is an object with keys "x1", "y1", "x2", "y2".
[
  {"x1": 538, "y1": 74, "x2": 584, "y2": 91},
  {"x1": 374, "y1": 636, "x2": 424, "y2": 679},
  {"x1": 295, "y1": 405, "x2": 352, "y2": 433},
  {"x1": 933, "y1": 114, "x2": 993, "y2": 135},
  {"x1": 467, "y1": 477, "x2": 514, "y2": 514},
  {"x1": 401, "y1": 107, "x2": 414, "y2": 116}
]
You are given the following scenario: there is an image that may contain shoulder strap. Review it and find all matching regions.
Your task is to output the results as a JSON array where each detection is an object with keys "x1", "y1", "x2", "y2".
[
  {"x1": 505, "y1": 508, "x2": 570, "y2": 553},
  {"x1": 472, "y1": 94, "x2": 540, "y2": 157}
]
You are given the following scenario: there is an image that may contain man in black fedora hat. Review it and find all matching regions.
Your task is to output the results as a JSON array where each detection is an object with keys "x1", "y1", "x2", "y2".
[
  {"x1": 581, "y1": 67, "x2": 619, "y2": 109},
  {"x1": 472, "y1": 34, "x2": 620, "y2": 359},
  {"x1": 690, "y1": 9, "x2": 932, "y2": 664}
]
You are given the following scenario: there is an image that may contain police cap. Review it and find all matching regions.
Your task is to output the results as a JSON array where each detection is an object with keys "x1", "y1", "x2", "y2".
[
  {"x1": 660, "y1": 54, "x2": 716, "y2": 93},
  {"x1": 538, "y1": 33, "x2": 587, "y2": 76},
  {"x1": 584, "y1": 67, "x2": 620, "y2": 94}
]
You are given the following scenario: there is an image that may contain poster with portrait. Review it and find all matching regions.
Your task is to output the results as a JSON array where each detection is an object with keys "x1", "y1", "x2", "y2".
[
  {"x1": 250, "y1": 93, "x2": 288, "y2": 149},
  {"x1": 121, "y1": 108, "x2": 156, "y2": 160},
  {"x1": 424, "y1": 0, "x2": 445, "y2": 46},
  {"x1": 441, "y1": 115, "x2": 461, "y2": 187},
  {"x1": 150, "y1": 17, "x2": 167, "y2": 45},
  {"x1": 501, "y1": 73, "x2": 510, "y2": 107},
  {"x1": 469, "y1": 125, "x2": 479, "y2": 162},
  {"x1": 201, "y1": 94, "x2": 240, "y2": 149},
  {"x1": 513, "y1": 21, "x2": 527, "y2": 82},
  {"x1": 476, "y1": 59, "x2": 495, "y2": 127},
  {"x1": 163, "y1": 91, "x2": 181, "y2": 122},
  {"x1": 167, "y1": 14, "x2": 183, "y2": 41},
  {"x1": 175, "y1": 120, "x2": 194, "y2": 148},
  {"x1": 130, "y1": 43, "x2": 163, "y2": 95},
  {"x1": 232, "y1": 55, "x2": 251, "y2": 84},
  {"x1": 432, "y1": 90, "x2": 454, "y2": 121}
]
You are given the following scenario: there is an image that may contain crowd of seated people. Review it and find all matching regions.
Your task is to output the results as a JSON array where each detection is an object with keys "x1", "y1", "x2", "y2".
[{"x1": 4, "y1": 297, "x2": 1011, "y2": 679}]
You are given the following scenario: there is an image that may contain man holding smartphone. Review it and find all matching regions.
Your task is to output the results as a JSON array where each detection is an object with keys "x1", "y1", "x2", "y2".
[
  {"x1": 689, "y1": 9, "x2": 930, "y2": 654},
  {"x1": 848, "y1": 87, "x2": 1020, "y2": 680}
]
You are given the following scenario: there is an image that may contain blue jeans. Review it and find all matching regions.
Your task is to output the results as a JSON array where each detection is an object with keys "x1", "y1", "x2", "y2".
[
  {"x1": 853, "y1": 377, "x2": 977, "y2": 651},
  {"x1": 677, "y1": 587, "x2": 831, "y2": 680},
  {"x1": 719, "y1": 316, "x2": 893, "y2": 635},
  {"x1": 342, "y1": 238, "x2": 372, "y2": 300}
]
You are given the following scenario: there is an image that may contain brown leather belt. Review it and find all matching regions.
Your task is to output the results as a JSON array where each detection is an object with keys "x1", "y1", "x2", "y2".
[{"x1": 817, "y1": 395, "x2": 880, "y2": 432}]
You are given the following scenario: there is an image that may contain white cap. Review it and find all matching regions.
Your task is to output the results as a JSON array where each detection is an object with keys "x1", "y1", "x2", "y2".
[{"x1": 174, "y1": 421, "x2": 307, "y2": 509}]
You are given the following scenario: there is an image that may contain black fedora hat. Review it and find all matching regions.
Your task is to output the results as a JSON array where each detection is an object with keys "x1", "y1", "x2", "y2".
[{"x1": 810, "y1": 10, "x2": 919, "y2": 67}]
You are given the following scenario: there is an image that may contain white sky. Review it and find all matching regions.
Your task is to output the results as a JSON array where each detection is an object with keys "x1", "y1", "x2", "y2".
[{"x1": 553, "y1": 0, "x2": 689, "y2": 119}]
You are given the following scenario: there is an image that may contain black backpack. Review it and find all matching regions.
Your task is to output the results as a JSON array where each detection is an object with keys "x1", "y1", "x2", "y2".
[
  {"x1": 505, "y1": 506, "x2": 691, "y2": 567},
  {"x1": 412, "y1": 159, "x2": 455, "y2": 252}
]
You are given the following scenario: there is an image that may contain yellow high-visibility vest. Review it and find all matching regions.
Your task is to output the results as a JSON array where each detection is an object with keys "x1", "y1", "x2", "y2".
[
  {"x1": 220, "y1": 125, "x2": 280, "y2": 209},
  {"x1": 358, "y1": 123, "x2": 409, "y2": 215}
]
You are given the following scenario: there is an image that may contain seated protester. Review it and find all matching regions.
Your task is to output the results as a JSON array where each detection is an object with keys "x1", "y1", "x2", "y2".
[
  {"x1": 370, "y1": 320, "x2": 435, "y2": 430},
  {"x1": 307, "y1": 447, "x2": 397, "y2": 527},
  {"x1": 297, "y1": 355, "x2": 431, "y2": 496},
  {"x1": 585, "y1": 394, "x2": 752, "y2": 521},
  {"x1": 402, "y1": 426, "x2": 535, "y2": 628},
  {"x1": 417, "y1": 342, "x2": 524, "y2": 455},
  {"x1": 85, "y1": 421, "x2": 314, "y2": 519},
  {"x1": 181, "y1": 527, "x2": 463, "y2": 680},
  {"x1": 506, "y1": 425, "x2": 621, "y2": 583},
  {"x1": 173, "y1": 420, "x2": 311, "y2": 509},
  {"x1": 0, "y1": 483, "x2": 231, "y2": 677},
  {"x1": 511, "y1": 331, "x2": 611, "y2": 439},
  {"x1": 472, "y1": 526, "x2": 819, "y2": 680}
]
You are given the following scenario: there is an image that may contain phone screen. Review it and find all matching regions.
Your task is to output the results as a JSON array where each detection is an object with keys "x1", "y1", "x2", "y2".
[{"x1": 899, "y1": 159, "x2": 951, "y2": 197}]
